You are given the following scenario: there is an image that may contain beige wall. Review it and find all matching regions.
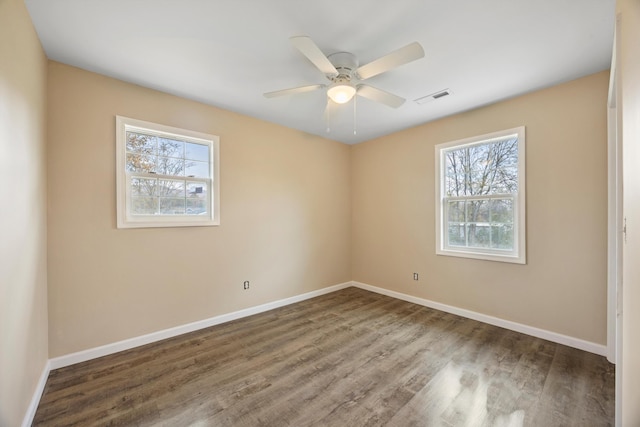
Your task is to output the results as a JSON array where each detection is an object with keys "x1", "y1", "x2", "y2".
[
  {"x1": 618, "y1": 0, "x2": 640, "y2": 424},
  {"x1": 0, "y1": 0, "x2": 49, "y2": 425},
  {"x1": 47, "y1": 65, "x2": 609, "y2": 358},
  {"x1": 47, "y1": 62, "x2": 351, "y2": 357},
  {"x1": 352, "y1": 71, "x2": 609, "y2": 345}
]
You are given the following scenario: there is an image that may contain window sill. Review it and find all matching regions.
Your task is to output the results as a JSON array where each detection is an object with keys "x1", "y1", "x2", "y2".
[
  {"x1": 436, "y1": 248, "x2": 526, "y2": 265},
  {"x1": 117, "y1": 216, "x2": 220, "y2": 229}
]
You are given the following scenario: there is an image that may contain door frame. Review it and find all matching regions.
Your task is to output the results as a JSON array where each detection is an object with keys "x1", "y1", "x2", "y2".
[{"x1": 606, "y1": 15, "x2": 622, "y2": 426}]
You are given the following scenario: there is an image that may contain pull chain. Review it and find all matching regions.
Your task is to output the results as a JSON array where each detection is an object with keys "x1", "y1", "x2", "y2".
[
  {"x1": 326, "y1": 99, "x2": 331, "y2": 133},
  {"x1": 353, "y1": 95, "x2": 357, "y2": 135}
]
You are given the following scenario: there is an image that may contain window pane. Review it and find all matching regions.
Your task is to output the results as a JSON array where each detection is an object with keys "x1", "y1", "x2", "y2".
[
  {"x1": 126, "y1": 132, "x2": 156, "y2": 155},
  {"x1": 186, "y1": 199, "x2": 207, "y2": 215},
  {"x1": 445, "y1": 199, "x2": 514, "y2": 250},
  {"x1": 126, "y1": 153, "x2": 156, "y2": 173},
  {"x1": 448, "y1": 224, "x2": 466, "y2": 247},
  {"x1": 491, "y1": 165, "x2": 518, "y2": 193},
  {"x1": 159, "y1": 198, "x2": 185, "y2": 214},
  {"x1": 157, "y1": 138, "x2": 184, "y2": 158},
  {"x1": 157, "y1": 156, "x2": 185, "y2": 176},
  {"x1": 469, "y1": 167, "x2": 489, "y2": 195},
  {"x1": 185, "y1": 142, "x2": 209, "y2": 162},
  {"x1": 187, "y1": 182, "x2": 208, "y2": 215},
  {"x1": 443, "y1": 198, "x2": 516, "y2": 251},
  {"x1": 131, "y1": 197, "x2": 156, "y2": 215},
  {"x1": 447, "y1": 201, "x2": 465, "y2": 222},
  {"x1": 185, "y1": 160, "x2": 209, "y2": 178},
  {"x1": 444, "y1": 156, "x2": 464, "y2": 197},
  {"x1": 491, "y1": 224, "x2": 514, "y2": 250},
  {"x1": 187, "y1": 182, "x2": 207, "y2": 199},
  {"x1": 157, "y1": 179, "x2": 185, "y2": 197},
  {"x1": 466, "y1": 200, "x2": 489, "y2": 223},
  {"x1": 444, "y1": 136, "x2": 519, "y2": 197},
  {"x1": 490, "y1": 199, "x2": 514, "y2": 224},
  {"x1": 131, "y1": 177, "x2": 156, "y2": 196},
  {"x1": 467, "y1": 223, "x2": 490, "y2": 248}
]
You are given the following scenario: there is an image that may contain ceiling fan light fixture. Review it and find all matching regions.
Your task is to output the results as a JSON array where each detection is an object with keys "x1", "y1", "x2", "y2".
[{"x1": 327, "y1": 83, "x2": 356, "y2": 104}]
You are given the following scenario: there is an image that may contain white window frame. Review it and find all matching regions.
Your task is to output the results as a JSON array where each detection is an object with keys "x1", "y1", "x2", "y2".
[
  {"x1": 116, "y1": 116, "x2": 220, "y2": 229},
  {"x1": 435, "y1": 126, "x2": 526, "y2": 264}
]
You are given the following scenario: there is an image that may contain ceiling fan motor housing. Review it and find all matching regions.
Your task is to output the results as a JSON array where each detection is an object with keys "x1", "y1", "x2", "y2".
[{"x1": 327, "y1": 52, "x2": 358, "y2": 82}]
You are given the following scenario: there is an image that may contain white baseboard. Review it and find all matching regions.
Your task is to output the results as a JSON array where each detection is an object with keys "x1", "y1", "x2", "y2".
[
  {"x1": 22, "y1": 359, "x2": 51, "y2": 427},
  {"x1": 49, "y1": 279, "x2": 606, "y2": 370},
  {"x1": 351, "y1": 281, "x2": 607, "y2": 356},
  {"x1": 49, "y1": 281, "x2": 352, "y2": 370},
  {"x1": 30, "y1": 279, "x2": 605, "y2": 425}
]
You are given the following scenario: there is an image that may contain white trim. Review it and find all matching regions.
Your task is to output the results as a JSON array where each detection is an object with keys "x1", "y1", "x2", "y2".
[
  {"x1": 21, "y1": 360, "x2": 51, "y2": 427},
  {"x1": 607, "y1": 46, "x2": 623, "y2": 366},
  {"x1": 47, "y1": 280, "x2": 607, "y2": 369},
  {"x1": 609, "y1": 15, "x2": 623, "y2": 427},
  {"x1": 351, "y1": 281, "x2": 607, "y2": 356},
  {"x1": 49, "y1": 281, "x2": 352, "y2": 370},
  {"x1": 435, "y1": 126, "x2": 526, "y2": 264},
  {"x1": 115, "y1": 115, "x2": 220, "y2": 229}
]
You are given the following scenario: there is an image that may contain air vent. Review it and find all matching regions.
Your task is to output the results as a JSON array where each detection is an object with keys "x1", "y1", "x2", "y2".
[{"x1": 414, "y1": 89, "x2": 452, "y2": 105}]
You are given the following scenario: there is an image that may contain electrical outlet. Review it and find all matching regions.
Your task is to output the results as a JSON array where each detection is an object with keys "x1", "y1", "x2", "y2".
[
  {"x1": 243, "y1": 281, "x2": 250, "y2": 290},
  {"x1": 413, "y1": 273, "x2": 419, "y2": 281}
]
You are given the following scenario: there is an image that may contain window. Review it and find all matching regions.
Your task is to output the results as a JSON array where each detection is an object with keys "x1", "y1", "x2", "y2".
[
  {"x1": 435, "y1": 127, "x2": 525, "y2": 264},
  {"x1": 116, "y1": 116, "x2": 220, "y2": 228}
]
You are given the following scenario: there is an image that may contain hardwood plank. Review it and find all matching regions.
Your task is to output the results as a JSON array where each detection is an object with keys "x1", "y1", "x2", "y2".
[{"x1": 33, "y1": 287, "x2": 615, "y2": 426}]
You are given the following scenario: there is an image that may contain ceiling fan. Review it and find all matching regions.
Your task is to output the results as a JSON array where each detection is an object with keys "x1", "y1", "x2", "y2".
[{"x1": 264, "y1": 36, "x2": 425, "y2": 108}]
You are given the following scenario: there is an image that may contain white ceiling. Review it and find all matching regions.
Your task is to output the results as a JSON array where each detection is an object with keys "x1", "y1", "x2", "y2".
[{"x1": 25, "y1": 0, "x2": 615, "y2": 144}]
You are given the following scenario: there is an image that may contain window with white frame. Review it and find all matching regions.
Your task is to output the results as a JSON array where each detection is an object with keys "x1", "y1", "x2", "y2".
[
  {"x1": 435, "y1": 127, "x2": 525, "y2": 264},
  {"x1": 116, "y1": 116, "x2": 220, "y2": 228}
]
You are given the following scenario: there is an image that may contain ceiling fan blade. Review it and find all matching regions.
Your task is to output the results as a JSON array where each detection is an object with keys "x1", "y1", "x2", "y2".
[
  {"x1": 356, "y1": 84, "x2": 405, "y2": 108},
  {"x1": 355, "y1": 42, "x2": 425, "y2": 80},
  {"x1": 290, "y1": 36, "x2": 339, "y2": 77},
  {"x1": 264, "y1": 84, "x2": 325, "y2": 98}
]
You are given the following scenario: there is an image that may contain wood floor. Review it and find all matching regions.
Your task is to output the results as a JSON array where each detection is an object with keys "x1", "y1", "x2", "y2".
[{"x1": 33, "y1": 287, "x2": 615, "y2": 426}]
